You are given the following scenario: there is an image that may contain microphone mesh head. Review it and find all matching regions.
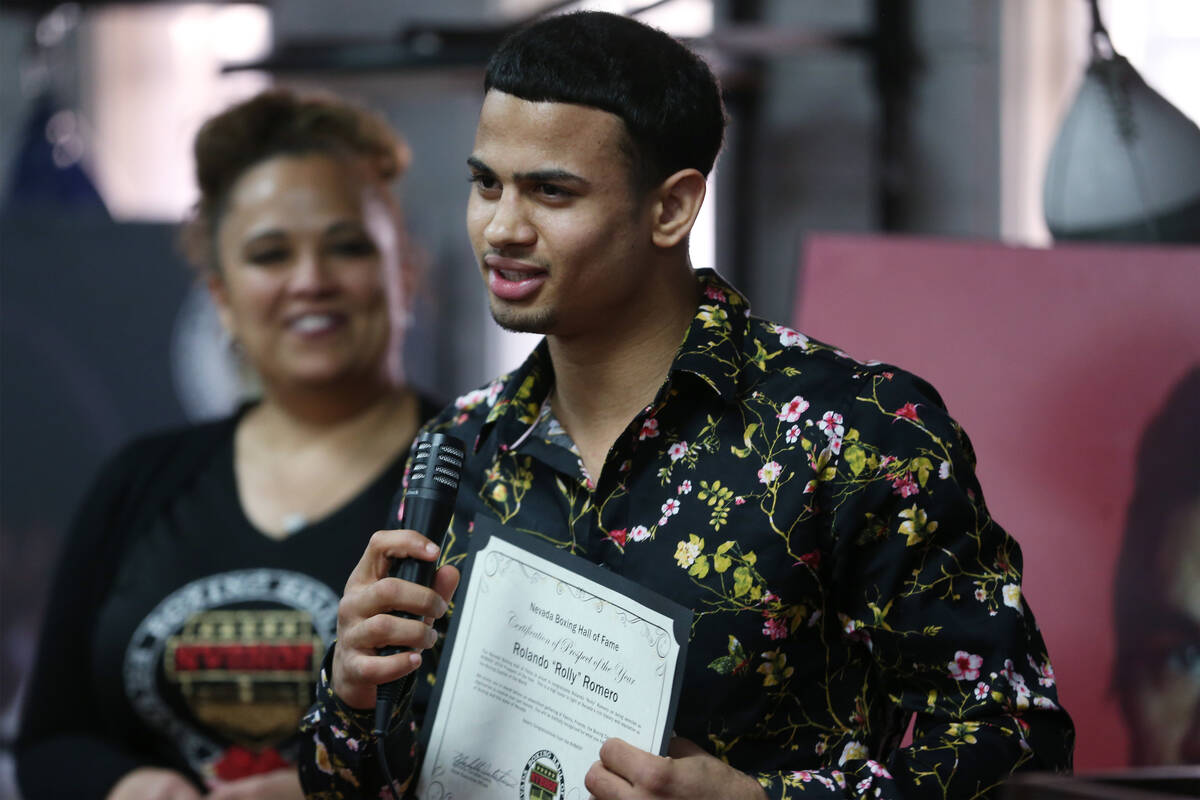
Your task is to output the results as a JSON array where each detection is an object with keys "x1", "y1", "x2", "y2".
[{"x1": 409, "y1": 432, "x2": 465, "y2": 492}]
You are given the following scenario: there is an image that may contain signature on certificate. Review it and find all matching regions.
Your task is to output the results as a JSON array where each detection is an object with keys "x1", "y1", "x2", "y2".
[{"x1": 451, "y1": 751, "x2": 519, "y2": 789}]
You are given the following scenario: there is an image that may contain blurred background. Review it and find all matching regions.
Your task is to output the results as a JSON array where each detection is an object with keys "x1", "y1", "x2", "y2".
[{"x1": 1, "y1": 0, "x2": 1198, "y2": 795}]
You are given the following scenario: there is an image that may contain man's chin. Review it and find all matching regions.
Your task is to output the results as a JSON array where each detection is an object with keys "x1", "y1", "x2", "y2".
[{"x1": 489, "y1": 304, "x2": 556, "y2": 335}]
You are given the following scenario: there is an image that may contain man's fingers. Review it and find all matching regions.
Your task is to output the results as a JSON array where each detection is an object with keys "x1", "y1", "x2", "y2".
[
  {"x1": 331, "y1": 533, "x2": 457, "y2": 711},
  {"x1": 584, "y1": 758, "x2": 632, "y2": 800},
  {"x1": 370, "y1": 575, "x2": 450, "y2": 618},
  {"x1": 598, "y1": 738, "x2": 671, "y2": 793},
  {"x1": 338, "y1": 569, "x2": 449, "y2": 631},
  {"x1": 345, "y1": 529, "x2": 441, "y2": 590},
  {"x1": 432, "y1": 564, "x2": 461, "y2": 603},
  {"x1": 431, "y1": 564, "x2": 460, "y2": 610},
  {"x1": 666, "y1": 736, "x2": 706, "y2": 759},
  {"x1": 419, "y1": 565, "x2": 461, "y2": 625},
  {"x1": 598, "y1": 737, "x2": 638, "y2": 767},
  {"x1": 347, "y1": 612, "x2": 438, "y2": 653},
  {"x1": 335, "y1": 587, "x2": 443, "y2": 694},
  {"x1": 337, "y1": 647, "x2": 422, "y2": 699}
]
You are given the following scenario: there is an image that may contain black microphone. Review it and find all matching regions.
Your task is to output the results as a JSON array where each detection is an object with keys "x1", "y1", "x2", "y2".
[{"x1": 372, "y1": 431, "x2": 465, "y2": 738}]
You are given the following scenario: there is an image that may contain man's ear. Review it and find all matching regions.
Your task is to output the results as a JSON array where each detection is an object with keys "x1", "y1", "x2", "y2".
[{"x1": 651, "y1": 168, "x2": 707, "y2": 249}]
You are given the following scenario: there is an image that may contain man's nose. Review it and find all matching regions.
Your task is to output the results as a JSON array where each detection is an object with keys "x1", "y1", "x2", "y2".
[{"x1": 484, "y1": 193, "x2": 535, "y2": 249}]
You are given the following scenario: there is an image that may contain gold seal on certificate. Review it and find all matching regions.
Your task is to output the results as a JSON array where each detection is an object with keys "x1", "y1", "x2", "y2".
[{"x1": 417, "y1": 516, "x2": 691, "y2": 800}]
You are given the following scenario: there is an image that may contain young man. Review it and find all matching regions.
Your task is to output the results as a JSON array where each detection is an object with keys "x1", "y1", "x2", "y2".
[{"x1": 301, "y1": 12, "x2": 1074, "y2": 798}]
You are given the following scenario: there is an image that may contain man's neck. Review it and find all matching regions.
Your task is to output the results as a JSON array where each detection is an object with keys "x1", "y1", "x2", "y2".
[{"x1": 547, "y1": 265, "x2": 700, "y2": 481}]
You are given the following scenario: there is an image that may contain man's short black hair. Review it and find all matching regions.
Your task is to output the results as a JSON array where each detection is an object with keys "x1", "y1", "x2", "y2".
[{"x1": 484, "y1": 11, "x2": 726, "y2": 192}]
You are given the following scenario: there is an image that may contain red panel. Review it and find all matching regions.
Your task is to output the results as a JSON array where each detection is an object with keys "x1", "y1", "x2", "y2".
[{"x1": 530, "y1": 771, "x2": 558, "y2": 792}]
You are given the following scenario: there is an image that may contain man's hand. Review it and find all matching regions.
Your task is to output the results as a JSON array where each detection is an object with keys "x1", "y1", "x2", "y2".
[
  {"x1": 332, "y1": 529, "x2": 460, "y2": 710},
  {"x1": 585, "y1": 737, "x2": 767, "y2": 800}
]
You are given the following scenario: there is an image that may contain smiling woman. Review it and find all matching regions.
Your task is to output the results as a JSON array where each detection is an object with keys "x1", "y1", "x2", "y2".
[
  {"x1": 14, "y1": 90, "x2": 443, "y2": 800},
  {"x1": 207, "y1": 155, "x2": 406, "y2": 399}
]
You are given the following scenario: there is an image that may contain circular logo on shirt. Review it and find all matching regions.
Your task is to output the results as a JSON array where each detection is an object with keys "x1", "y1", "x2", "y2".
[
  {"x1": 520, "y1": 749, "x2": 564, "y2": 800},
  {"x1": 124, "y1": 569, "x2": 339, "y2": 785}
]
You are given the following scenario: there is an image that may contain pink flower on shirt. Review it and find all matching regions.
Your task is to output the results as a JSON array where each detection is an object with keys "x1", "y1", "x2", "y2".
[
  {"x1": 892, "y1": 473, "x2": 919, "y2": 497},
  {"x1": 762, "y1": 616, "x2": 788, "y2": 640},
  {"x1": 758, "y1": 461, "x2": 783, "y2": 485},
  {"x1": 949, "y1": 651, "x2": 983, "y2": 681},
  {"x1": 818, "y1": 411, "x2": 844, "y2": 438},
  {"x1": 776, "y1": 325, "x2": 809, "y2": 348},
  {"x1": 777, "y1": 396, "x2": 810, "y2": 422}
]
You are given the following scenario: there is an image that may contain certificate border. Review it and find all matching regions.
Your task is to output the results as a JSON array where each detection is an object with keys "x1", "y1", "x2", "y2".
[{"x1": 421, "y1": 514, "x2": 692, "y2": 763}]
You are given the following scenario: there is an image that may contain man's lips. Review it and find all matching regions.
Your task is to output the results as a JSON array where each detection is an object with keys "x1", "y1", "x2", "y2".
[{"x1": 484, "y1": 255, "x2": 548, "y2": 301}]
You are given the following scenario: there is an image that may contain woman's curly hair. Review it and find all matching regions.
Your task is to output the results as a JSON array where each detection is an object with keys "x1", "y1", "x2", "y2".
[{"x1": 180, "y1": 88, "x2": 411, "y2": 274}]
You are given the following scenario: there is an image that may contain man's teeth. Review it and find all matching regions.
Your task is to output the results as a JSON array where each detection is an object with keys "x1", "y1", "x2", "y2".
[
  {"x1": 294, "y1": 314, "x2": 335, "y2": 332},
  {"x1": 500, "y1": 270, "x2": 526, "y2": 281}
]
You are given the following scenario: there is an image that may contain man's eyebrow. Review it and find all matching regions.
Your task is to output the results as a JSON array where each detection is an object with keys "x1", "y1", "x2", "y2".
[
  {"x1": 516, "y1": 168, "x2": 590, "y2": 187},
  {"x1": 466, "y1": 157, "x2": 590, "y2": 188}
]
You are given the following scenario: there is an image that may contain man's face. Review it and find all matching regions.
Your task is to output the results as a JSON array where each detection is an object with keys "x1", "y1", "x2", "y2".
[
  {"x1": 466, "y1": 91, "x2": 655, "y2": 338},
  {"x1": 1127, "y1": 497, "x2": 1200, "y2": 765}
]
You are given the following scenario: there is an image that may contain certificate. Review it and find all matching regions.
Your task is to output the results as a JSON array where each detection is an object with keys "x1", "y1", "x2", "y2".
[{"x1": 417, "y1": 516, "x2": 691, "y2": 800}]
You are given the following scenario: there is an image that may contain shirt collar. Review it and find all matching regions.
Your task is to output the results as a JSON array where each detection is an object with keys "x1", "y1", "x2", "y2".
[
  {"x1": 476, "y1": 268, "x2": 750, "y2": 452},
  {"x1": 475, "y1": 338, "x2": 554, "y2": 453},
  {"x1": 670, "y1": 268, "x2": 750, "y2": 406}
]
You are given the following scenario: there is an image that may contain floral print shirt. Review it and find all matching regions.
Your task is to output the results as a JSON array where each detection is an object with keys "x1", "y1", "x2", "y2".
[{"x1": 300, "y1": 269, "x2": 1073, "y2": 798}]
